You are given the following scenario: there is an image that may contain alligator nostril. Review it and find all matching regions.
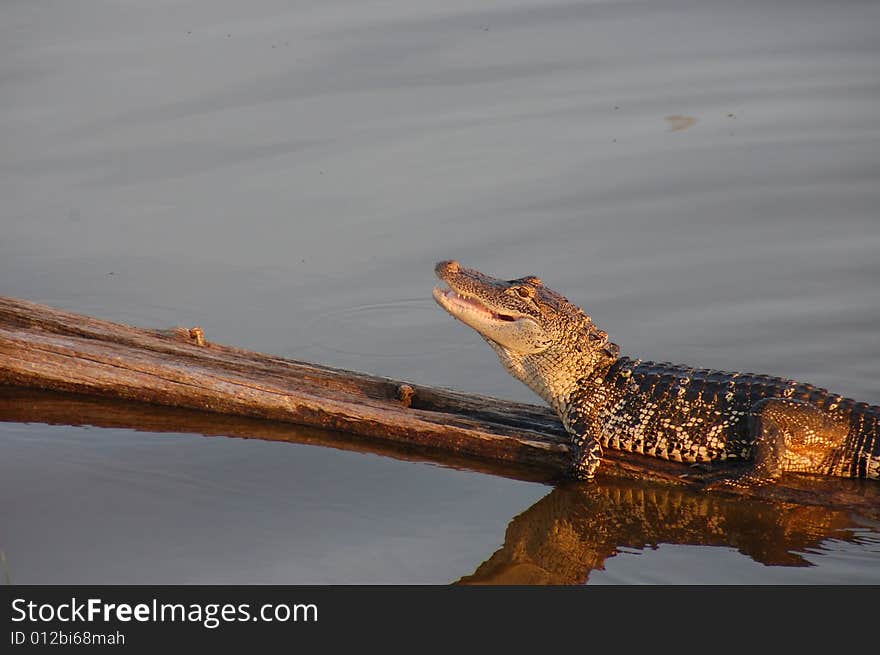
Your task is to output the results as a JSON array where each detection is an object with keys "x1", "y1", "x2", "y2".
[{"x1": 435, "y1": 260, "x2": 460, "y2": 275}]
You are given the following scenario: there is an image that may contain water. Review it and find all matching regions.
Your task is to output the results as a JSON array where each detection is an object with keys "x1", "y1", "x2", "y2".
[{"x1": 1, "y1": 0, "x2": 878, "y2": 583}]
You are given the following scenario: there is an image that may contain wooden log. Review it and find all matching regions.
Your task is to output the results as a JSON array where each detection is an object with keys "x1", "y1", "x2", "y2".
[
  {"x1": 0, "y1": 387, "x2": 559, "y2": 484},
  {"x1": 0, "y1": 295, "x2": 877, "y2": 515}
]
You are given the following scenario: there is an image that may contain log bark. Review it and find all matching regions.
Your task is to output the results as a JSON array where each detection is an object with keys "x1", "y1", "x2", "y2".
[{"x1": 0, "y1": 295, "x2": 877, "y2": 515}]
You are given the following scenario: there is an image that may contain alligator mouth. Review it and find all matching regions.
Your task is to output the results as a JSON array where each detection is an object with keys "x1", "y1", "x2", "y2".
[{"x1": 432, "y1": 287, "x2": 518, "y2": 322}]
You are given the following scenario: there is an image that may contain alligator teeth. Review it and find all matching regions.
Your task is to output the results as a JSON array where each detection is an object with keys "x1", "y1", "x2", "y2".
[
  {"x1": 439, "y1": 288, "x2": 494, "y2": 318},
  {"x1": 433, "y1": 287, "x2": 516, "y2": 322}
]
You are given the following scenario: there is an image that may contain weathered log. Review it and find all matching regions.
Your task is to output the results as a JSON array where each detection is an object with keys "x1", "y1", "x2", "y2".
[
  {"x1": 0, "y1": 387, "x2": 558, "y2": 483},
  {"x1": 0, "y1": 295, "x2": 877, "y2": 514}
]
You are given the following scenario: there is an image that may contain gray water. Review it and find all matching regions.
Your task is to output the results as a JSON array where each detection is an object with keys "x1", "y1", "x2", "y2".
[{"x1": 1, "y1": 0, "x2": 879, "y2": 584}]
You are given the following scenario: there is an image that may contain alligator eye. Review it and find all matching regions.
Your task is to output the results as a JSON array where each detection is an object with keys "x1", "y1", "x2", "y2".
[{"x1": 514, "y1": 286, "x2": 531, "y2": 298}]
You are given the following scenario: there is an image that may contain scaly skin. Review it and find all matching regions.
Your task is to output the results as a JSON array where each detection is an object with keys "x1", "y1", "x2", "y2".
[{"x1": 432, "y1": 261, "x2": 880, "y2": 483}]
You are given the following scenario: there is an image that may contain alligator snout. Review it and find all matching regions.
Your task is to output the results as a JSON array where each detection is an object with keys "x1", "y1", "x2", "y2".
[{"x1": 435, "y1": 260, "x2": 460, "y2": 277}]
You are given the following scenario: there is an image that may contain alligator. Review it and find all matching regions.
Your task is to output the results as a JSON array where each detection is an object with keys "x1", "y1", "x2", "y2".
[{"x1": 432, "y1": 261, "x2": 880, "y2": 486}]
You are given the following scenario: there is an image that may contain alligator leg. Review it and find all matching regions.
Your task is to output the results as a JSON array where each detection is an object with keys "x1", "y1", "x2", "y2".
[
  {"x1": 707, "y1": 398, "x2": 849, "y2": 490},
  {"x1": 570, "y1": 434, "x2": 603, "y2": 480},
  {"x1": 561, "y1": 409, "x2": 604, "y2": 480}
]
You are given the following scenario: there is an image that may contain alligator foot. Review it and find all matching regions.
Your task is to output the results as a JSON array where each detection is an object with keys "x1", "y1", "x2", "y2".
[{"x1": 569, "y1": 435, "x2": 602, "y2": 480}]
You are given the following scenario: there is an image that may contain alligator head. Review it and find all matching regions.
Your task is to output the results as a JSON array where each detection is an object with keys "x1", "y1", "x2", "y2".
[{"x1": 433, "y1": 260, "x2": 619, "y2": 411}]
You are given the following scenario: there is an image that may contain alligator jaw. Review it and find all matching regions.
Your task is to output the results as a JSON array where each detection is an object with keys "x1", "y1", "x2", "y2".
[
  {"x1": 433, "y1": 259, "x2": 522, "y2": 333},
  {"x1": 432, "y1": 286, "x2": 517, "y2": 325}
]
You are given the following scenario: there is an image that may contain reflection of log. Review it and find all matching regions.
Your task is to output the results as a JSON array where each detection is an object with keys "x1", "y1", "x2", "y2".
[
  {"x1": 1, "y1": 295, "x2": 878, "y2": 513},
  {"x1": 0, "y1": 388, "x2": 554, "y2": 483},
  {"x1": 459, "y1": 480, "x2": 876, "y2": 584}
]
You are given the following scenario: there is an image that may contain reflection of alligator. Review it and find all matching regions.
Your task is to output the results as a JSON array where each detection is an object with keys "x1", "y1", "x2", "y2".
[
  {"x1": 458, "y1": 480, "x2": 876, "y2": 584},
  {"x1": 434, "y1": 261, "x2": 880, "y2": 484}
]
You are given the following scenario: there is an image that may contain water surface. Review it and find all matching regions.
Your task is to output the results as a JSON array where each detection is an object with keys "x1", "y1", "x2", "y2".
[{"x1": 1, "y1": 0, "x2": 878, "y2": 583}]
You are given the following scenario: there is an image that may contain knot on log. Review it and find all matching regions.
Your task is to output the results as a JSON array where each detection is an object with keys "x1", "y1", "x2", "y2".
[
  {"x1": 188, "y1": 327, "x2": 206, "y2": 347},
  {"x1": 397, "y1": 384, "x2": 415, "y2": 408},
  {"x1": 167, "y1": 326, "x2": 207, "y2": 346}
]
